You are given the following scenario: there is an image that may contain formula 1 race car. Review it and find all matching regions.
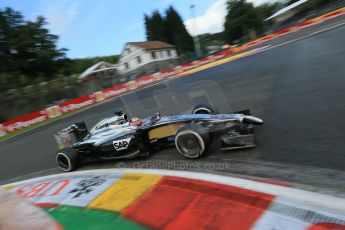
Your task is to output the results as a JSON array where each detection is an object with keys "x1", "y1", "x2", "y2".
[{"x1": 54, "y1": 105, "x2": 263, "y2": 171}]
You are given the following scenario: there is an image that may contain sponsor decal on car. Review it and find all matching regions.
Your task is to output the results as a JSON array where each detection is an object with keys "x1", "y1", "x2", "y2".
[{"x1": 113, "y1": 137, "x2": 132, "y2": 151}]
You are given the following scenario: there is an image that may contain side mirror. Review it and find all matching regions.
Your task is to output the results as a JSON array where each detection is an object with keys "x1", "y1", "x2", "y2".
[
  {"x1": 115, "y1": 110, "x2": 128, "y2": 121},
  {"x1": 114, "y1": 110, "x2": 123, "y2": 116},
  {"x1": 150, "y1": 113, "x2": 161, "y2": 125}
]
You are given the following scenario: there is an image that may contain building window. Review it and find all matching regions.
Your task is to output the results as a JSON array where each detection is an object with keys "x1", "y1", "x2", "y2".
[
  {"x1": 125, "y1": 48, "x2": 130, "y2": 54},
  {"x1": 167, "y1": 50, "x2": 171, "y2": 57},
  {"x1": 151, "y1": 51, "x2": 156, "y2": 59},
  {"x1": 137, "y1": 56, "x2": 141, "y2": 64},
  {"x1": 124, "y1": 62, "x2": 129, "y2": 69}
]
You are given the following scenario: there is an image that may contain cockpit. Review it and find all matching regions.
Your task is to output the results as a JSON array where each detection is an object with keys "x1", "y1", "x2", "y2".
[{"x1": 90, "y1": 115, "x2": 128, "y2": 133}]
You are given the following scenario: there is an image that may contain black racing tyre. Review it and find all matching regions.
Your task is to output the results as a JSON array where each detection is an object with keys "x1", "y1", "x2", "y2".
[
  {"x1": 55, "y1": 147, "x2": 79, "y2": 172},
  {"x1": 175, "y1": 123, "x2": 210, "y2": 158},
  {"x1": 192, "y1": 103, "x2": 219, "y2": 114}
]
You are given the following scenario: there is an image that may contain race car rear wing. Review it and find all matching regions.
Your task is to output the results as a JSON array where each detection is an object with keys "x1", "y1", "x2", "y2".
[
  {"x1": 54, "y1": 122, "x2": 88, "y2": 150},
  {"x1": 54, "y1": 131, "x2": 75, "y2": 150}
]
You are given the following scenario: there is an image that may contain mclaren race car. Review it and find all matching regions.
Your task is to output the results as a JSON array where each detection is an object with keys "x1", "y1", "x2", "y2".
[{"x1": 54, "y1": 105, "x2": 263, "y2": 171}]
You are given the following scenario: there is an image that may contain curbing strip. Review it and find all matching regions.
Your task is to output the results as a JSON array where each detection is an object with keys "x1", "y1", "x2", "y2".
[{"x1": 3, "y1": 168, "x2": 345, "y2": 214}]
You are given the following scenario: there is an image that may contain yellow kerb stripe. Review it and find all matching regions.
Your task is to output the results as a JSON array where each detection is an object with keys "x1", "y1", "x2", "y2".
[
  {"x1": 2, "y1": 185, "x2": 15, "y2": 190},
  {"x1": 179, "y1": 49, "x2": 256, "y2": 76},
  {"x1": 88, "y1": 173, "x2": 162, "y2": 212}
]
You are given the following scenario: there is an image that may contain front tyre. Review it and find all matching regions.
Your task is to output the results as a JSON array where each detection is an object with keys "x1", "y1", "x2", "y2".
[
  {"x1": 56, "y1": 147, "x2": 79, "y2": 172},
  {"x1": 175, "y1": 124, "x2": 210, "y2": 158},
  {"x1": 192, "y1": 103, "x2": 219, "y2": 114}
]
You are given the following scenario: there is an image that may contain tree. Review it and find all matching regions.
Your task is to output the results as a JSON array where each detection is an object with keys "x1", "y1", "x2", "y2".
[
  {"x1": 223, "y1": 0, "x2": 263, "y2": 44},
  {"x1": 256, "y1": 2, "x2": 282, "y2": 20},
  {"x1": 143, "y1": 6, "x2": 194, "y2": 53},
  {"x1": 144, "y1": 14, "x2": 153, "y2": 40},
  {"x1": 144, "y1": 11, "x2": 167, "y2": 41},
  {"x1": 165, "y1": 6, "x2": 194, "y2": 53},
  {"x1": 0, "y1": 7, "x2": 67, "y2": 90},
  {"x1": 0, "y1": 7, "x2": 25, "y2": 86},
  {"x1": 287, "y1": 0, "x2": 300, "y2": 5},
  {"x1": 16, "y1": 16, "x2": 66, "y2": 82}
]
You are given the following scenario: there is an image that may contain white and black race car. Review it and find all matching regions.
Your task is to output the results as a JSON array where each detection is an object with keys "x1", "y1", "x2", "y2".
[{"x1": 54, "y1": 105, "x2": 263, "y2": 171}]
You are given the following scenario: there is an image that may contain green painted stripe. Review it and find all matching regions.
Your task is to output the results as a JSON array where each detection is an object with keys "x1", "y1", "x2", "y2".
[{"x1": 44, "y1": 205, "x2": 147, "y2": 230}]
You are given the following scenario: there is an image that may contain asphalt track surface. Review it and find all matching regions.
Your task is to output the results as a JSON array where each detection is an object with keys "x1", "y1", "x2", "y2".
[{"x1": 1, "y1": 15, "x2": 345, "y2": 189}]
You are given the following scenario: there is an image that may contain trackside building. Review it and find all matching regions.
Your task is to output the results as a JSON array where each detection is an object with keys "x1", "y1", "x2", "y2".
[{"x1": 116, "y1": 41, "x2": 178, "y2": 75}]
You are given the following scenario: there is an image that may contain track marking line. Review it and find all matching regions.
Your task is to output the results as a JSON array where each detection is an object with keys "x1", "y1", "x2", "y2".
[{"x1": 255, "y1": 22, "x2": 345, "y2": 54}]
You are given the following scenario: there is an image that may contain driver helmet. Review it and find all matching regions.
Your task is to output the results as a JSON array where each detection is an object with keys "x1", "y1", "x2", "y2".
[{"x1": 129, "y1": 117, "x2": 142, "y2": 126}]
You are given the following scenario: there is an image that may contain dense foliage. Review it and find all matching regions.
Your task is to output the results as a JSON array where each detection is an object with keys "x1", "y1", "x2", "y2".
[
  {"x1": 144, "y1": 2, "x2": 281, "y2": 51},
  {"x1": 0, "y1": 7, "x2": 68, "y2": 90},
  {"x1": 144, "y1": 6, "x2": 194, "y2": 53},
  {"x1": 224, "y1": 0, "x2": 281, "y2": 44},
  {"x1": 0, "y1": 7, "x2": 119, "y2": 91}
]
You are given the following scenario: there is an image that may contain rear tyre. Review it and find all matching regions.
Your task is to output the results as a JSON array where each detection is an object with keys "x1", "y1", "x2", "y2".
[
  {"x1": 175, "y1": 123, "x2": 210, "y2": 158},
  {"x1": 56, "y1": 147, "x2": 79, "y2": 172},
  {"x1": 192, "y1": 103, "x2": 219, "y2": 114}
]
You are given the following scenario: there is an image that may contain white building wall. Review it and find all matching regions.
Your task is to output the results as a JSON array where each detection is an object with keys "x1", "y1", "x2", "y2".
[
  {"x1": 170, "y1": 50, "x2": 175, "y2": 58},
  {"x1": 141, "y1": 52, "x2": 152, "y2": 64},
  {"x1": 117, "y1": 44, "x2": 178, "y2": 74}
]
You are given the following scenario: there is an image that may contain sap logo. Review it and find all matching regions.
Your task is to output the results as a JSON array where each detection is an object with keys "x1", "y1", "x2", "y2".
[{"x1": 113, "y1": 138, "x2": 132, "y2": 151}]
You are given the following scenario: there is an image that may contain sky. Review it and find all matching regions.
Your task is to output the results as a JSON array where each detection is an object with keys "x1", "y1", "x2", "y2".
[{"x1": 0, "y1": 0, "x2": 282, "y2": 58}]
